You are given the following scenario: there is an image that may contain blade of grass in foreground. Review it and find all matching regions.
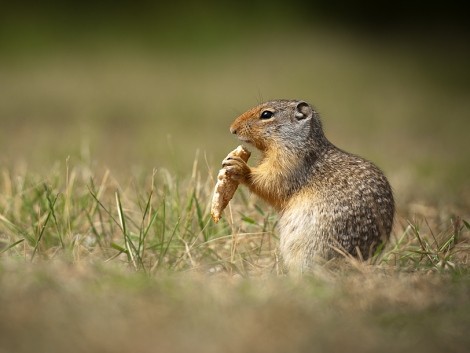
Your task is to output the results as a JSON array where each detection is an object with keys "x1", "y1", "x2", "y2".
[
  {"x1": 138, "y1": 191, "x2": 159, "y2": 261},
  {"x1": 0, "y1": 238, "x2": 25, "y2": 254},
  {"x1": 192, "y1": 191, "x2": 207, "y2": 239},
  {"x1": 115, "y1": 190, "x2": 145, "y2": 272},
  {"x1": 31, "y1": 190, "x2": 60, "y2": 261}
]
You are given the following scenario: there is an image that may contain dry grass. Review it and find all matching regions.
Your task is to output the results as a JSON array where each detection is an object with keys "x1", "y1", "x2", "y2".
[
  {"x1": 0, "y1": 259, "x2": 469, "y2": 353},
  {"x1": 0, "y1": 159, "x2": 469, "y2": 353}
]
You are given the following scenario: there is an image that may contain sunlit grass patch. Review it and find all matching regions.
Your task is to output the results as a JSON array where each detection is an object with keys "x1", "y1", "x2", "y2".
[
  {"x1": 0, "y1": 157, "x2": 468, "y2": 277},
  {"x1": 380, "y1": 217, "x2": 469, "y2": 272},
  {"x1": 0, "y1": 159, "x2": 279, "y2": 275},
  {"x1": 0, "y1": 157, "x2": 469, "y2": 353}
]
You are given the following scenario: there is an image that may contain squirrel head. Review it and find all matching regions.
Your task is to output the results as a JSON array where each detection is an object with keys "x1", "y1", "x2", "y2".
[{"x1": 230, "y1": 100, "x2": 327, "y2": 153}]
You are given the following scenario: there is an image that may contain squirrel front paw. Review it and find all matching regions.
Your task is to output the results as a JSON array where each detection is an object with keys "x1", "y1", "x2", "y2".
[{"x1": 222, "y1": 155, "x2": 251, "y2": 183}]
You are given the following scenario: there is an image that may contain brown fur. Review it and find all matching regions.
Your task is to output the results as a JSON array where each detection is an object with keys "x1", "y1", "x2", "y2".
[{"x1": 224, "y1": 99, "x2": 395, "y2": 273}]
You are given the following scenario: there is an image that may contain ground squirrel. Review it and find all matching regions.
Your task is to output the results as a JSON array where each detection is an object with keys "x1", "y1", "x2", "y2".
[{"x1": 223, "y1": 99, "x2": 395, "y2": 273}]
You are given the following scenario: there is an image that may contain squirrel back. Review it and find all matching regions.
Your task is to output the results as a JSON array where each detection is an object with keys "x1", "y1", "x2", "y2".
[{"x1": 226, "y1": 99, "x2": 394, "y2": 272}]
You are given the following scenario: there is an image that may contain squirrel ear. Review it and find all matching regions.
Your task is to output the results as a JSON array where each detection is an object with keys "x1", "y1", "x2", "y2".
[{"x1": 295, "y1": 101, "x2": 312, "y2": 120}]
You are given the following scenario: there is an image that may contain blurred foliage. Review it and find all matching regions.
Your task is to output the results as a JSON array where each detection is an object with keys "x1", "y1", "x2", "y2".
[
  {"x1": 1, "y1": 0, "x2": 468, "y2": 54},
  {"x1": 0, "y1": 1, "x2": 469, "y2": 204}
]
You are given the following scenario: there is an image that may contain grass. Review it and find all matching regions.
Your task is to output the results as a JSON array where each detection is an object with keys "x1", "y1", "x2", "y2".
[
  {"x1": 1, "y1": 261, "x2": 469, "y2": 353},
  {"x1": 0, "y1": 156, "x2": 469, "y2": 353},
  {"x1": 0, "y1": 158, "x2": 280, "y2": 276},
  {"x1": 1, "y1": 157, "x2": 468, "y2": 275}
]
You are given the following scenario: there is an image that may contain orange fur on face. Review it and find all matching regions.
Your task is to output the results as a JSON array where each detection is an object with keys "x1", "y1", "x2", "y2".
[{"x1": 230, "y1": 104, "x2": 271, "y2": 152}]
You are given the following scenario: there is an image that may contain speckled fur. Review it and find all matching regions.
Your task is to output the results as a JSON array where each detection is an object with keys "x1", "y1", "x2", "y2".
[{"x1": 225, "y1": 99, "x2": 395, "y2": 273}]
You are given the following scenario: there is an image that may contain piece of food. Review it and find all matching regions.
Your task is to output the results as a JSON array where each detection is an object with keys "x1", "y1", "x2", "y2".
[{"x1": 210, "y1": 145, "x2": 251, "y2": 223}]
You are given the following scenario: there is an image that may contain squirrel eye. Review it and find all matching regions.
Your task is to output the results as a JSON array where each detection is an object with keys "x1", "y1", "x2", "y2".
[{"x1": 260, "y1": 110, "x2": 274, "y2": 120}]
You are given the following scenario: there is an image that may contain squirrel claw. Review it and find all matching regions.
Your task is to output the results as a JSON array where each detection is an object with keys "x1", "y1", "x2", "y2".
[
  {"x1": 222, "y1": 157, "x2": 250, "y2": 182},
  {"x1": 225, "y1": 166, "x2": 244, "y2": 182},
  {"x1": 222, "y1": 156, "x2": 246, "y2": 168}
]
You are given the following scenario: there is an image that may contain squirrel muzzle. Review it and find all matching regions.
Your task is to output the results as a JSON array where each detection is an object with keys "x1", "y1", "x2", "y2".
[{"x1": 229, "y1": 105, "x2": 265, "y2": 147}]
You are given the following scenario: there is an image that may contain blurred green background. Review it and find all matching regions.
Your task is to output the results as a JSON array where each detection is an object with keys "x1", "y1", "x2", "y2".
[{"x1": 1, "y1": 0, "x2": 469, "y2": 205}]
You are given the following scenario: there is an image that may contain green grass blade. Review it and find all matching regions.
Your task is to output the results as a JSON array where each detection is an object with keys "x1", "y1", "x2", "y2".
[
  {"x1": 0, "y1": 238, "x2": 25, "y2": 254},
  {"x1": 31, "y1": 192, "x2": 60, "y2": 261},
  {"x1": 115, "y1": 191, "x2": 146, "y2": 272}
]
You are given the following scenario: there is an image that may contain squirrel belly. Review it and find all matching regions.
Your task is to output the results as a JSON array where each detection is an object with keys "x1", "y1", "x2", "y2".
[
  {"x1": 278, "y1": 150, "x2": 394, "y2": 272},
  {"x1": 227, "y1": 99, "x2": 395, "y2": 273}
]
